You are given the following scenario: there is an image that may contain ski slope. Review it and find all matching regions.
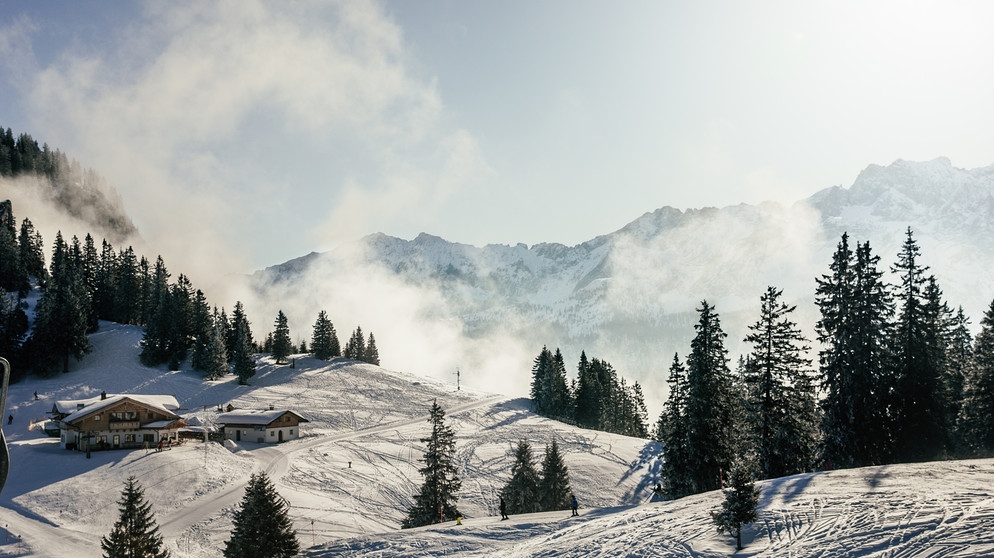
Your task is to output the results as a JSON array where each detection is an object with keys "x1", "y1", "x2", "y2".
[{"x1": 0, "y1": 322, "x2": 992, "y2": 557}]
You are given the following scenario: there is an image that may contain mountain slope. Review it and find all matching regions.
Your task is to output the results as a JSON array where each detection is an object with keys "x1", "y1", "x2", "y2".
[
  {"x1": 0, "y1": 322, "x2": 656, "y2": 557},
  {"x1": 249, "y1": 158, "x2": 994, "y2": 409}
]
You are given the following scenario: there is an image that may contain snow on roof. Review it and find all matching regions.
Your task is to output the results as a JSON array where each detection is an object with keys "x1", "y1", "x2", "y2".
[
  {"x1": 216, "y1": 409, "x2": 307, "y2": 426},
  {"x1": 54, "y1": 393, "x2": 180, "y2": 415},
  {"x1": 62, "y1": 394, "x2": 181, "y2": 423}
]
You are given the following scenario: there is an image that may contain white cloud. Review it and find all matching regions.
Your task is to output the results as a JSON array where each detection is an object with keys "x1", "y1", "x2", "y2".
[{"x1": 18, "y1": 0, "x2": 481, "y2": 300}]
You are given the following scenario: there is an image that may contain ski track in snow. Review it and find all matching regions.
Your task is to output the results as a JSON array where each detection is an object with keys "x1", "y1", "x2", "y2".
[{"x1": 1, "y1": 323, "x2": 994, "y2": 557}]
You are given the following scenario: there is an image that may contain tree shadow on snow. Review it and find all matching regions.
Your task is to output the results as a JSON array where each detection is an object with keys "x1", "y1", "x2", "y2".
[{"x1": 620, "y1": 441, "x2": 663, "y2": 504}]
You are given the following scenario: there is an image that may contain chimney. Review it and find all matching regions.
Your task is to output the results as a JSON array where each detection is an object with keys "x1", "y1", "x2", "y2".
[
  {"x1": 269, "y1": 404, "x2": 274, "y2": 410},
  {"x1": 100, "y1": 390, "x2": 107, "y2": 400}
]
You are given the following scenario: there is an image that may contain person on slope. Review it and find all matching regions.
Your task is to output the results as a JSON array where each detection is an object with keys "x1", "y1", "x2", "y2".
[
  {"x1": 500, "y1": 496, "x2": 509, "y2": 520},
  {"x1": 570, "y1": 493, "x2": 579, "y2": 517}
]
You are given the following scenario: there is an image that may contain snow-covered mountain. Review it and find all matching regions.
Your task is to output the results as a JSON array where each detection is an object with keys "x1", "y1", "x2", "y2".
[{"x1": 250, "y1": 158, "x2": 994, "y2": 408}]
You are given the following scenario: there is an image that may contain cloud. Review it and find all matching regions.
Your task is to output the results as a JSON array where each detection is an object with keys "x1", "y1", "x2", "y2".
[
  {"x1": 15, "y1": 0, "x2": 484, "y2": 302},
  {"x1": 243, "y1": 245, "x2": 535, "y2": 396}
]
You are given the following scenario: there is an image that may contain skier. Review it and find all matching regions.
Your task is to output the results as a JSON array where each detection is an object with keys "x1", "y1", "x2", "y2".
[
  {"x1": 6, "y1": 414, "x2": 11, "y2": 425},
  {"x1": 499, "y1": 496, "x2": 508, "y2": 520},
  {"x1": 570, "y1": 493, "x2": 579, "y2": 517}
]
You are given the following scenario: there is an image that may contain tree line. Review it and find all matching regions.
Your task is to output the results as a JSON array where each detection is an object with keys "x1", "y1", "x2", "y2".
[
  {"x1": 657, "y1": 228, "x2": 994, "y2": 499},
  {"x1": 1, "y1": 203, "x2": 383, "y2": 382},
  {"x1": 0, "y1": 125, "x2": 137, "y2": 240},
  {"x1": 530, "y1": 347, "x2": 649, "y2": 438}
]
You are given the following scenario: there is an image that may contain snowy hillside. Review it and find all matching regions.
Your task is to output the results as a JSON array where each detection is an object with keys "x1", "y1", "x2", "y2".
[
  {"x1": 0, "y1": 322, "x2": 656, "y2": 557},
  {"x1": 249, "y1": 158, "x2": 994, "y2": 411},
  {"x1": 3, "y1": 323, "x2": 994, "y2": 557}
]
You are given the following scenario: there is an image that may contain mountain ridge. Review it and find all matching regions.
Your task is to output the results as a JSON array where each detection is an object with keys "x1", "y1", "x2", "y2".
[{"x1": 249, "y1": 157, "x2": 994, "y2": 406}]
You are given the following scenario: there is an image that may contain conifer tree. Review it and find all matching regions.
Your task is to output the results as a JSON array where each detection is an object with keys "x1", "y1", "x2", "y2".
[
  {"x1": 113, "y1": 247, "x2": 141, "y2": 325},
  {"x1": 710, "y1": 457, "x2": 760, "y2": 551},
  {"x1": 271, "y1": 310, "x2": 292, "y2": 364},
  {"x1": 17, "y1": 216, "x2": 46, "y2": 286},
  {"x1": 0, "y1": 291, "x2": 28, "y2": 366},
  {"x1": 683, "y1": 300, "x2": 736, "y2": 494},
  {"x1": 100, "y1": 476, "x2": 169, "y2": 558},
  {"x1": 538, "y1": 439, "x2": 572, "y2": 511},
  {"x1": 403, "y1": 400, "x2": 461, "y2": 528},
  {"x1": 226, "y1": 302, "x2": 256, "y2": 384},
  {"x1": 500, "y1": 440, "x2": 541, "y2": 514},
  {"x1": 344, "y1": 326, "x2": 366, "y2": 361},
  {"x1": 816, "y1": 235, "x2": 894, "y2": 468},
  {"x1": 530, "y1": 346, "x2": 555, "y2": 415},
  {"x1": 223, "y1": 472, "x2": 299, "y2": 558},
  {"x1": 959, "y1": 298, "x2": 994, "y2": 454},
  {"x1": 573, "y1": 351, "x2": 602, "y2": 429},
  {"x1": 310, "y1": 310, "x2": 335, "y2": 360},
  {"x1": 202, "y1": 311, "x2": 229, "y2": 380},
  {"x1": 227, "y1": 301, "x2": 254, "y2": 360},
  {"x1": 891, "y1": 228, "x2": 948, "y2": 461},
  {"x1": 947, "y1": 307, "x2": 972, "y2": 451},
  {"x1": 743, "y1": 286, "x2": 817, "y2": 478},
  {"x1": 364, "y1": 332, "x2": 380, "y2": 365},
  {"x1": 31, "y1": 231, "x2": 91, "y2": 375},
  {"x1": 659, "y1": 353, "x2": 693, "y2": 498}
]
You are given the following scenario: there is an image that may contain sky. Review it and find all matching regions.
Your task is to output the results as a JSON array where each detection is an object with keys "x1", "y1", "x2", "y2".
[{"x1": 2, "y1": 0, "x2": 994, "y2": 279}]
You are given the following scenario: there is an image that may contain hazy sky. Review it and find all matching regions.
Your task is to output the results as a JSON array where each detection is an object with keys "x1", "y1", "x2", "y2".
[{"x1": 3, "y1": 0, "x2": 994, "y2": 275}]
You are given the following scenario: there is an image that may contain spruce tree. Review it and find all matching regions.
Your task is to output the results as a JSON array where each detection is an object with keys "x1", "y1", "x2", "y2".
[
  {"x1": 659, "y1": 353, "x2": 693, "y2": 498},
  {"x1": 403, "y1": 400, "x2": 461, "y2": 528},
  {"x1": 743, "y1": 286, "x2": 817, "y2": 478},
  {"x1": 228, "y1": 302, "x2": 255, "y2": 385},
  {"x1": 202, "y1": 312, "x2": 229, "y2": 380},
  {"x1": 573, "y1": 351, "x2": 602, "y2": 429},
  {"x1": 959, "y1": 299, "x2": 994, "y2": 454},
  {"x1": 344, "y1": 326, "x2": 366, "y2": 361},
  {"x1": 271, "y1": 310, "x2": 292, "y2": 364},
  {"x1": 947, "y1": 307, "x2": 973, "y2": 452},
  {"x1": 710, "y1": 457, "x2": 760, "y2": 551},
  {"x1": 816, "y1": 235, "x2": 893, "y2": 468},
  {"x1": 100, "y1": 476, "x2": 169, "y2": 558},
  {"x1": 500, "y1": 440, "x2": 541, "y2": 514},
  {"x1": 31, "y1": 231, "x2": 91, "y2": 375},
  {"x1": 890, "y1": 228, "x2": 947, "y2": 461},
  {"x1": 530, "y1": 346, "x2": 555, "y2": 415},
  {"x1": 538, "y1": 439, "x2": 571, "y2": 512},
  {"x1": 684, "y1": 300, "x2": 736, "y2": 494},
  {"x1": 311, "y1": 310, "x2": 335, "y2": 360},
  {"x1": 224, "y1": 472, "x2": 299, "y2": 558},
  {"x1": 364, "y1": 332, "x2": 380, "y2": 365}
]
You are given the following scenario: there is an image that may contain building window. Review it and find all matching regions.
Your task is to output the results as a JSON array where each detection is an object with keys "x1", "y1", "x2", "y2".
[
  {"x1": 94, "y1": 415, "x2": 101, "y2": 421},
  {"x1": 270, "y1": 431, "x2": 275, "y2": 437},
  {"x1": 290, "y1": 429, "x2": 294, "y2": 435}
]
